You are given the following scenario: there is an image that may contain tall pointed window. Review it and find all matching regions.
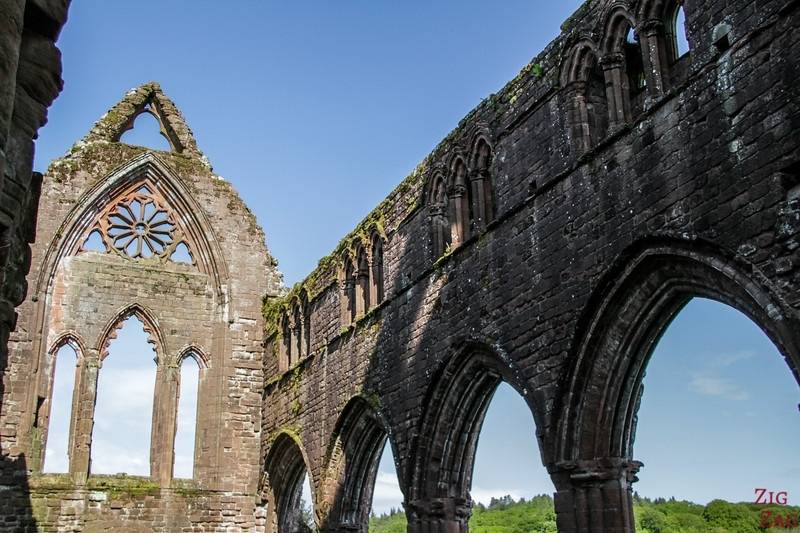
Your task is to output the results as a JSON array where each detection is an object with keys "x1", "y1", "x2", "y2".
[
  {"x1": 370, "y1": 234, "x2": 384, "y2": 307},
  {"x1": 355, "y1": 245, "x2": 370, "y2": 318},
  {"x1": 91, "y1": 315, "x2": 157, "y2": 476},
  {"x1": 450, "y1": 158, "x2": 471, "y2": 247},
  {"x1": 470, "y1": 138, "x2": 495, "y2": 231},
  {"x1": 341, "y1": 254, "x2": 356, "y2": 326},
  {"x1": 42, "y1": 343, "x2": 78, "y2": 473},
  {"x1": 429, "y1": 174, "x2": 451, "y2": 259},
  {"x1": 174, "y1": 352, "x2": 200, "y2": 479}
]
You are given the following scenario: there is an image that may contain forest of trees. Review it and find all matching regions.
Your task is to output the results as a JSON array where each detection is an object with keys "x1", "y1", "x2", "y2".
[{"x1": 366, "y1": 494, "x2": 800, "y2": 533}]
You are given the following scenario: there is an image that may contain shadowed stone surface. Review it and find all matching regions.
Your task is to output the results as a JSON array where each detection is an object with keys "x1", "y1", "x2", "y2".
[{"x1": 1, "y1": 0, "x2": 800, "y2": 531}]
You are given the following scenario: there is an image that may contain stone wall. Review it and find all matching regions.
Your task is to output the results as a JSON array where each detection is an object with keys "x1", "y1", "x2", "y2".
[
  {"x1": 1, "y1": 83, "x2": 283, "y2": 531},
  {"x1": 260, "y1": 0, "x2": 800, "y2": 531}
]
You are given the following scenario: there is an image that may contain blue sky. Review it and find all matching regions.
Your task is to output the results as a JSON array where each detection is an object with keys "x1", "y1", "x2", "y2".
[{"x1": 37, "y1": 0, "x2": 797, "y2": 518}]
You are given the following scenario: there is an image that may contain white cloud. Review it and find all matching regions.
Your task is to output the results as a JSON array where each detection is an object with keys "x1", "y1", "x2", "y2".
[
  {"x1": 371, "y1": 471, "x2": 404, "y2": 515},
  {"x1": 709, "y1": 351, "x2": 756, "y2": 368},
  {"x1": 689, "y1": 375, "x2": 749, "y2": 400},
  {"x1": 470, "y1": 486, "x2": 522, "y2": 506}
]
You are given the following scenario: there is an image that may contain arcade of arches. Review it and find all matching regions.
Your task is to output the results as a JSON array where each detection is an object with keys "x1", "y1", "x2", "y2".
[{"x1": 0, "y1": 0, "x2": 798, "y2": 531}]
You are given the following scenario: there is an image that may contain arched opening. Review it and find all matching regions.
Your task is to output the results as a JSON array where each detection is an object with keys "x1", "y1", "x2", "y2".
[
  {"x1": 300, "y1": 291, "x2": 311, "y2": 358},
  {"x1": 119, "y1": 110, "x2": 172, "y2": 152},
  {"x1": 264, "y1": 433, "x2": 315, "y2": 533},
  {"x1": 669, "y1": 3, "x2": 690, "y2": 61},
  {"x1": 554, "y1": 244, "x2": 800, "y2": 532},
  {"x1": 280, "y1": 312, "x2": 292, "y2": 371},
  {"x1": 368, "y1": 441, "x2": 404, "y2": 529},
  {"x1": 173, "y1": 353, "x2": 200, "y2": 479},
  {"x1": 563, "y1": 43, "x2": 609, "y2": 153},
  {"x1": 624, "y1": 26, "x2": 647, "y2": 115},
  {"x1": 324, "y1": 397, "x2": 390, "y2": 531},
  {"x1": 341, "y1": 254, "x2": 356, "y2": 327},
  {"x1": 450, "y1": 158, "x2": 471, "y2": 247},
  {"x1": 468, "y1": 383, "x2": 556, "y2": 530},
  {"x1": 42, "y1": 343, "x2": 78, "y2": 473},
  {"x1": 292, "y1": 302, "x2": 303, "y2": 360},
  {"x1": 91, "y1": 315, "x2": 157, "y2": 476},
  {"x1": 170, "y1": 242, "x2": 193, "y2": 264},
  {"x1": 355, "y1": 245, "x2": 370, "y2": 318},
  {"x1": 470, "y1": 138, "x2": 495, "y2": 232},
  {"x1": 82, "y1": 230, "x2": 107, "y2": 253},
  {"x1": 428, "y1": 174, "x2": 451, "y2": 259},
  {"x1": 408, "y1": 348, "x2": 548, "y2": 531},
  {"x1": 300, "y1": 474, "x2": 317, "y2": 531},
  {"x1": 370, "y1": 234, "x2": 384, "y2": 307},
  {"x1": 631, "y1": 298, "x2": 799, "y2": 525}
]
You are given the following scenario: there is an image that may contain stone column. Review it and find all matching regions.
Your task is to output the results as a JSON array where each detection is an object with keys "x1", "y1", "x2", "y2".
[
  {"x1": 407, "y1": 497, "x2": 472, "y2": 533},
  {"x1": 640, "y1": 19, "x2": 666, "y2": 99},
  {"x1": 601, "y1": 54, "x2": 630, "y2": 130},
  {"x1": 450, "y1": 183, "x2": 469, "y2": 248},
  {"x1": 551, "y1": 459, "x2": 642, "y2": 533},
  {"x1": 151, "y1": 362, "x2": 179, "y2": 485},
  {"x1": 69, "y1": 349, "x2": 102, "y2": 484}
]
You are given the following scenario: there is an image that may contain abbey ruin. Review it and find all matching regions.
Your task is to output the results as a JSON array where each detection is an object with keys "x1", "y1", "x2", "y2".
[{"x1": 1, "y1": 0, "x2": 798, "y2": 531}]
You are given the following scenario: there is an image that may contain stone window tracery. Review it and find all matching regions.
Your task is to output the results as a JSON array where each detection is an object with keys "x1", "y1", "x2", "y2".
[{"x1": 80, "y1": 184, "x2": 195, "y2": 265}]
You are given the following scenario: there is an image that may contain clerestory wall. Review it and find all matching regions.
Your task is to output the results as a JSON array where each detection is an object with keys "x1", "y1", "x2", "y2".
[{"x1": 259, "y1": 0, "x2": 800, "y2": 532}]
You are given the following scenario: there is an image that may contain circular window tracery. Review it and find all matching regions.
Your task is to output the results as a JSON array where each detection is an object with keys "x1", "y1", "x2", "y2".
[
  {"x1": 106, "y1": 192, "x2": 175, "y2": 258},
  {"x1": 80, "y1": 184, "x2": 194, "y2": 264}
]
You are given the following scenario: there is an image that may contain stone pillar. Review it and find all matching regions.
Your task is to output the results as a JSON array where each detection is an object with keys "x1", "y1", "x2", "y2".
[
  {"x1": 450, "y1": 183, "x2": 469, "y2": 248},
  {"x1": 429, "y1": 205, "x2": 449, "y2": 258},
  {"x1": 564, "y1": 80, "x2": 592, "y2": 153},
  {"x1": 640, "y1": 19, "x2": 666, "y2": 99},
  {"x1": 601, "y1": 54, "x2": 630, "y2": 130},
  {"x1": 70, "y1": 349, "x2": 102, "y2": 484},
  {"x1": 407, "y1": 497, "x2": 472, "y2": 533},
  {"x1": 340, "y1": 278, "x2": 355, "y2": 326},
  {"x1": 551, "y1": 459, "x2": 642, "y2": 533},
  {"x1": 151, "y1": 362, "x2": 179, "y2": 485}
]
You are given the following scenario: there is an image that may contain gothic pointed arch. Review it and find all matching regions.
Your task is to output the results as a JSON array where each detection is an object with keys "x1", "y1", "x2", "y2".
[
  {"x1": 322, "y1": 396, "x2": 390, "y2": 531},
  {"x1": 552, "y1": 239, "x2": 800, "y2": 532},
  {"x1": 263, "y1": 431, "x2": 316, "y2": 533},
  {"x1": 96, "y1": 302, "x2": 166, "y2": 363},
  {"x1": 34, "y1": 153, "x2": 229, "y2": 297},
  {"x1": 600, "y1": 4, "x2": 645, "y2": 123},
  {"x1": 561, "y1": 38, "x2": 608, "y2": 152},
  {"x1": 81, "y1": 82, "x2": 205, "y2": 159},
  {"x1": 406, "y1": 342, "x2": 545, "y2": 529}
]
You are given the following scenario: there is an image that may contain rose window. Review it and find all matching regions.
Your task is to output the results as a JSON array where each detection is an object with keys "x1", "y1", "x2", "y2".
[{"x1": 105, "y1": 186, "x2": 176, "y2": 259}]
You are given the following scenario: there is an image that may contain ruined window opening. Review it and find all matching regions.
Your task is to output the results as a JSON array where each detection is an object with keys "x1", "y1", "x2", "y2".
[
  {"x1": 469, "y1": 382, "x2": 554, "y2": 526},
  {"x1": 631, "y1": 298, "x2": 799, "y2": 505},
  {"x1": 471, "y1": 139, "x2": 495, "y2": 231},
  {"x1": 91, "y1": 315, "x2": 157, "y2": 476},
  {"x1": 341, "y1": 255, "x2": 357, "y2": 326},
  {"x1": 105, "y1": 187, "x2": 176, "y2": 259},
  {"x1": 586, "y1": 56, "x2": 609, "y2": 147},
  {"x1": 450, "y1": 158, "x2": 471, "y2": 247},
  {"x1": 368, "y1": 440, "x2": 402, "y2": 523},
  {"x1": 280, "y1": 313, "x2": 292, "y2": 371},
  {"x1": 299, "y1": 473, "x2": 317, "y2": 531},
  {"x1": 301, "y1": 293, "x2": 311, "y2": 358},
  {"x1": 429, "y1": 174, "x2": 451, "y2": 259},
  {"x1": 42, "y1": 343, "x2": 78, "y2": 474},
  {"x1": 82, "y1": 230, "x2": 107, "y2": 253},
  {"x1": 370, "y1": 234, "x2": 384, "y2": 307},
  {"x1": 170, "y1": 242, "x2": 193, "y2": 264},
  {"x1": 673, "y1": 5, "x2": 690, "y2": 58},
  {"x1": 624, "y1": 26, "x2": 646, "y2": 115},
  {"x1": 292, "y1": 304, "x2": 303, "y2": 361},
  {"x1": 355, "y1": 245, "x2": 370, "y2": 318},
  {"x1": 119, "y1": 110, "x2": 172, "y2": 152},
  {"x1": 174, "y1": 353, "x2": 200, "y2": 479}
]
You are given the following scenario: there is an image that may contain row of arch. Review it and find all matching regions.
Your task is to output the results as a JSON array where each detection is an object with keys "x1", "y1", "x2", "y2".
[
  {"x1": 37, "y1": 304, "x2": 207, "y2": 483},
  {"x1": 428, "y1": 135, "x2": 495, "y2": 259},
  {"x1": 262, "y1": 240, "x2": 800, "y2": 532},
  {"x1": 276, "y1": 231, "x2": 385, "y2": 373},
  {"x1": 562, "y1": 0, "x2": 692, "y2": 152},
  {"x1": 340, "y1": 231, "x2": 385, "y2": 326}
]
